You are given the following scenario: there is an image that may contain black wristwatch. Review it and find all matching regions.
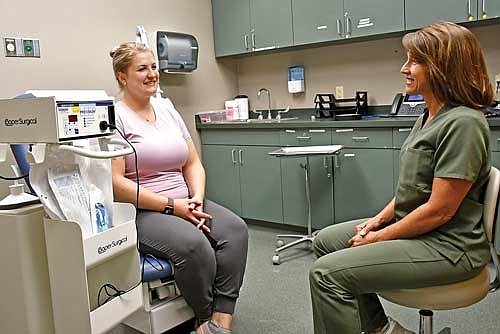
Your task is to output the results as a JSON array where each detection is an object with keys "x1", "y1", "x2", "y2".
[{"x1": 163, "y1": 198, "x2": 175, "y2": 215}]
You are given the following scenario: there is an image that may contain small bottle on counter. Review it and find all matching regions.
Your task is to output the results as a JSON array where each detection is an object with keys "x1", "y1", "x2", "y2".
[
  {"x1": 225, "y1": 100, "x2": 238, "y2": 120},
  {"x1": 235, "y1": 95, "x2": 249, "y2": 120}
]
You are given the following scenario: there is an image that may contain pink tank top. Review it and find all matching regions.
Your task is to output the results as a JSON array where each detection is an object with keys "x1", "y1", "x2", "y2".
[{"x1": 114, "y1": 97, "x2": 191, "y2": 199}]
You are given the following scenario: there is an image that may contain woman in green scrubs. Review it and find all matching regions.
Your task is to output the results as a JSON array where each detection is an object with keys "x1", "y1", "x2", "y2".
[{"x1": 309, "y1": 22, "x2": 496, "y2": 334}]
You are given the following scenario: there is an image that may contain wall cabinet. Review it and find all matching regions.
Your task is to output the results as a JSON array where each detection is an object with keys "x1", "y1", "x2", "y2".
[
  {"x1": 212, "y1": 0, "x2": 292, "y2": 57},
  {"x1": 342, "y1": 0, "x2": 404, "y2": 38},
  {"x1": 212, "y1": 0, "x2": 251, "y2": 57},
  {"x1": 480, "y1": 0, "x2": 500, "y2": 20},
  {"x1": 292, "y1": 0, "x2": 404, "y2": 46},
  {"x1": 251, "y1": 0, "x2": 293, "y2": 52},
  {"x1": 405, "y1": 0, "x2": 478, "y2": 30},
  {"x1": 213, "y1": 0, "x2": 500, "y2": 57},
  {"x1": 292, "y1": 0, "x2": 344, "y2": 46},
  {"x1": 405, "y1": 0, "x2": 500, "y2": 30}
]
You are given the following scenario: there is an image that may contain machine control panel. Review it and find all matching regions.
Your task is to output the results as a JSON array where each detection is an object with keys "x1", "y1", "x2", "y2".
[{"x1": 57, "y1": 101, "x2": 114, "y2": 141}]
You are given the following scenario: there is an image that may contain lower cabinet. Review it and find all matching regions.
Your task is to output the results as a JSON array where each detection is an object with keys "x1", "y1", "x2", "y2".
[
  {"x1": 333, "y1": 148, "x2": 394, "y2": 223},
  {"x1": 393, "y1": 149, "x2": 401, "y2": 191},
  {"x1": 281, "y1": 156, "x2": 334, "y2": 229},
  {"x1": 202, "y1": 144, "x2": 283, "y2": 223},
  {"x1": 203, "y1": 145, "x2": 243, "y2": 215},
  {"x1": 392, "y1": 127, "x2": 412, "y2": 191}
]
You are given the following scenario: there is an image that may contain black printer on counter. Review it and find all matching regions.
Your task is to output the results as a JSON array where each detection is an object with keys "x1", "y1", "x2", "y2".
[{"x1": 314, "y1": 91, "x2": 368, "y2": 120}]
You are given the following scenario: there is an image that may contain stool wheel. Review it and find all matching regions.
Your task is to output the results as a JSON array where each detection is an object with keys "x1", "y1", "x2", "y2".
[
  {"x1": 272, "y1": 255, "x2": 281, "y2": 265},
  {"x1": 276, "y1": 239, "x2": 285, "y2": 248}
]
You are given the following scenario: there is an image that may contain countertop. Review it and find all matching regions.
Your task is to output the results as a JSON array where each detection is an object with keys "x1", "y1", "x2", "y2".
[{"x1": 196, "y1": 115, "x2": 500, "y2": 130}]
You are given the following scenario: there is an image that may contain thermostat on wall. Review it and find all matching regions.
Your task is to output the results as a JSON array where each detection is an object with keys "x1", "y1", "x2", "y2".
[{"x1": 288, "y1": 66, "x2": 305, "y2": 94}]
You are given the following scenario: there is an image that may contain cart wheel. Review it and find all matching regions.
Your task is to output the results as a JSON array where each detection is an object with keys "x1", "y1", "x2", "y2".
[
  {"x1": 276, "y1": 239, "x2": 285, "y2": 248},
  {"x1": 272, "y1": 255, "x2": 281, "y2": 265}
]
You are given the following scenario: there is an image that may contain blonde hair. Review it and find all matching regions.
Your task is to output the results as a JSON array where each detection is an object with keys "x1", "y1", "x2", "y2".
[
  {"x1": 402, "y1": 22, "x2": 494, "y2": 110},
  {"x1": 109, "y1": 42, "x2": 154, "y2": 89}
]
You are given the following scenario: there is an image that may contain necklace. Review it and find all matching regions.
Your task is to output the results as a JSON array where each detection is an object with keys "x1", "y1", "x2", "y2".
[{"x1": 138, "y1": 105, "x2": 156, "y2": 123}]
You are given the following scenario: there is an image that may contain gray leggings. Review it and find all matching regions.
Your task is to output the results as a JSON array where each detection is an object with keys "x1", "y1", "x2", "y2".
[{"x1": 136, "y1": 199, "x2": 248, "y2": 321}]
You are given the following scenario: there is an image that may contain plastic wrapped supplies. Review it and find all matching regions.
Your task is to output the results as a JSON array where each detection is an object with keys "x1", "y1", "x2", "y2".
[{"x1": 30, "y1": 142, "x2": 114, "y2": 238}]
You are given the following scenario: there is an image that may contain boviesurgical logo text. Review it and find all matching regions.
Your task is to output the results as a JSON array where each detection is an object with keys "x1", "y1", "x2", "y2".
[
  {"x1": 4, "y1": 117, "x2": 37, "y2": 126},
  {"x1": 97, "y1": 236, "x2": 128, "y2": 255}
]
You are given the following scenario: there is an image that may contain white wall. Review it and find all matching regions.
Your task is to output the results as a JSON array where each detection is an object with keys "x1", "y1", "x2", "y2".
[
  {"x1": 233, "y1": 24, "x2": 500, "y2": 110},
  {"x1": 0, "y1": 0, "x2": 239, "y2": 197}
]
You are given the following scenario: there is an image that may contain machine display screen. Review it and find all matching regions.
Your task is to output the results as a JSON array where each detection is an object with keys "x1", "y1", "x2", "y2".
[
  {"x1": 68, "y1": 114, "x2": 78, "y2": 123},
  {"x1": 404, "y1": 94, "x2": 424, "y2": 102}
]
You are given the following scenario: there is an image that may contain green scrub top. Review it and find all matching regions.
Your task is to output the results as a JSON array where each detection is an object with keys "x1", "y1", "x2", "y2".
[{"x1": 395, "y1": 105, "x2": 491, "y2": 268}]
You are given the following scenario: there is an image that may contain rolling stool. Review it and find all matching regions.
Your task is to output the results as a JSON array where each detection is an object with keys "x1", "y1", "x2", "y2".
[
  {"x1": 380, "y1": 166, "x2": 500, "y2": 334},
  {"x1": 122, "y1": 255, "x2": 194, "y2": 334}
]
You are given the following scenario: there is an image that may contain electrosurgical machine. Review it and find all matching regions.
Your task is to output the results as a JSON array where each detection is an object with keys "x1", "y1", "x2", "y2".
[{"x1": 0, "y1": 90, "x2": 142, "y2": 334}]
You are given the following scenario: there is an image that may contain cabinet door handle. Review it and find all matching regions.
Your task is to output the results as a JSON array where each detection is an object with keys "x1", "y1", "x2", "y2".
[
  {"x1": 323, "y1": 157, "x2": 331, "y2": 178},
  {"x1": 231, "y1": 149, "x2": 237, "y2": 164},
  {"x1": 309, "y1": 129, "x2": 325, "y2": 133},
  {"x1": 344, "y1": 12, "x2": 351, "y2": 38},
  {"x1": 336, "y1": 128, "x2": 353, "y2": 133},
  {"x1": 251, "y1": 32, "x2": 256, "y2": 50},
  {"x1": 254, "y1": 45, "x2": 276, "y2": 52},
  {"x1": 398, "y1": 128, "x2": 412, "y2": 132},
  {"x1": 482, "y1": 0, "x2": 487, "y2": 19},
  {"x1": 285, "y1": 129, "x2": 296, "y2": 133},
  {"x1": 238, "y1": 149, "x2": 243, "y2": 165},
  {"x1": 316, "y1": 25, "x2": 328, "y2": 30},
  {"x1": 352, "y1": 136, "x2": 369, "y2": 142},
  {"x1": 344, "y1": 153, "x2": 356, "y2": 157},
  {"x1": 244, "y1": 34, "x2": 249, "y2": 50},
  {"x1": 296, "y1": 136, "x2": 311, "y2": 140},
  {"x1": 336, "y1": 19, "x2": 342, "y2": 37},
  {"x1": 334, "y1": 154, "x2": 341, "y2": 168}
]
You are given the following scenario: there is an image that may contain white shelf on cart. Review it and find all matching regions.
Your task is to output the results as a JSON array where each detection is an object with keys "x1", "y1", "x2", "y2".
[{"x1": 44, "y1": 202, "x2": 142, "y2": 334}]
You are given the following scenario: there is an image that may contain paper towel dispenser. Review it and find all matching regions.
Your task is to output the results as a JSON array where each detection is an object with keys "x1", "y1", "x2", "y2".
[{"x1": 155, "y1": 31, "x2": 198, "y2": 73}]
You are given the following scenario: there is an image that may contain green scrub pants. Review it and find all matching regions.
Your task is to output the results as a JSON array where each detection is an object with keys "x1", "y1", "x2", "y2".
[{"x1": 309, "y1": 219, "x2": 482, "y2": 334}]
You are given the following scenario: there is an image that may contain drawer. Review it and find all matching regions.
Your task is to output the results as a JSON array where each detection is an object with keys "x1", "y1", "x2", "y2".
[
  {"x1": 332, "y1": 128, "x2": 392, "y2": 148},
  {"x1": 200, "y1": 129, "x2": 279, "y2": 146},
  {"x1": 491, "y1": 128, "x2": 500, "y2": 152},
  {"x1": 279, "y1": 128, "x2": 331, "y2": 146},
  {"x1": 392, "y1": 127, "x2": 412, "y2": 148}
]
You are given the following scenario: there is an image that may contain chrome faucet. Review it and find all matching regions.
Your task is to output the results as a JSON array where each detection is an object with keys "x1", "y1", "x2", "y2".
[{"x1": 257, "y1": 88, "x2": 272, "y2": 120}]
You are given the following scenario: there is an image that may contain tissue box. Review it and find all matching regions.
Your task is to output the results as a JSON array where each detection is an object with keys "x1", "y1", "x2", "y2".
[{"x1": 196, "y1": 110, "x2": 227, "y2": 123}]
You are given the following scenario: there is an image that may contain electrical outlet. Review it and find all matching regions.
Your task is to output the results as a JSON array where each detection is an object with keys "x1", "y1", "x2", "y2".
[
  {"x1": 335, "y1": 86, "x2": 344, "y2": 99},
  {"x1": 4, "y1": 38, "x2": 17, "y2": 57}
]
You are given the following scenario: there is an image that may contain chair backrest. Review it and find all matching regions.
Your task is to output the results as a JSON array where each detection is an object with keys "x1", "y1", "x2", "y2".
[{"x1": 483, "y1": 166, "x2": 500, "y2": 242}]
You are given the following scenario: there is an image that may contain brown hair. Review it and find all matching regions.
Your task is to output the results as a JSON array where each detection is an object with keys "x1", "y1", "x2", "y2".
[
  {"x1": 109, "y1": 42, "x2": 154, "y2": 89},
  {"x1": 402, "y1": 22, "x2": 494, "y2": 109}
]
